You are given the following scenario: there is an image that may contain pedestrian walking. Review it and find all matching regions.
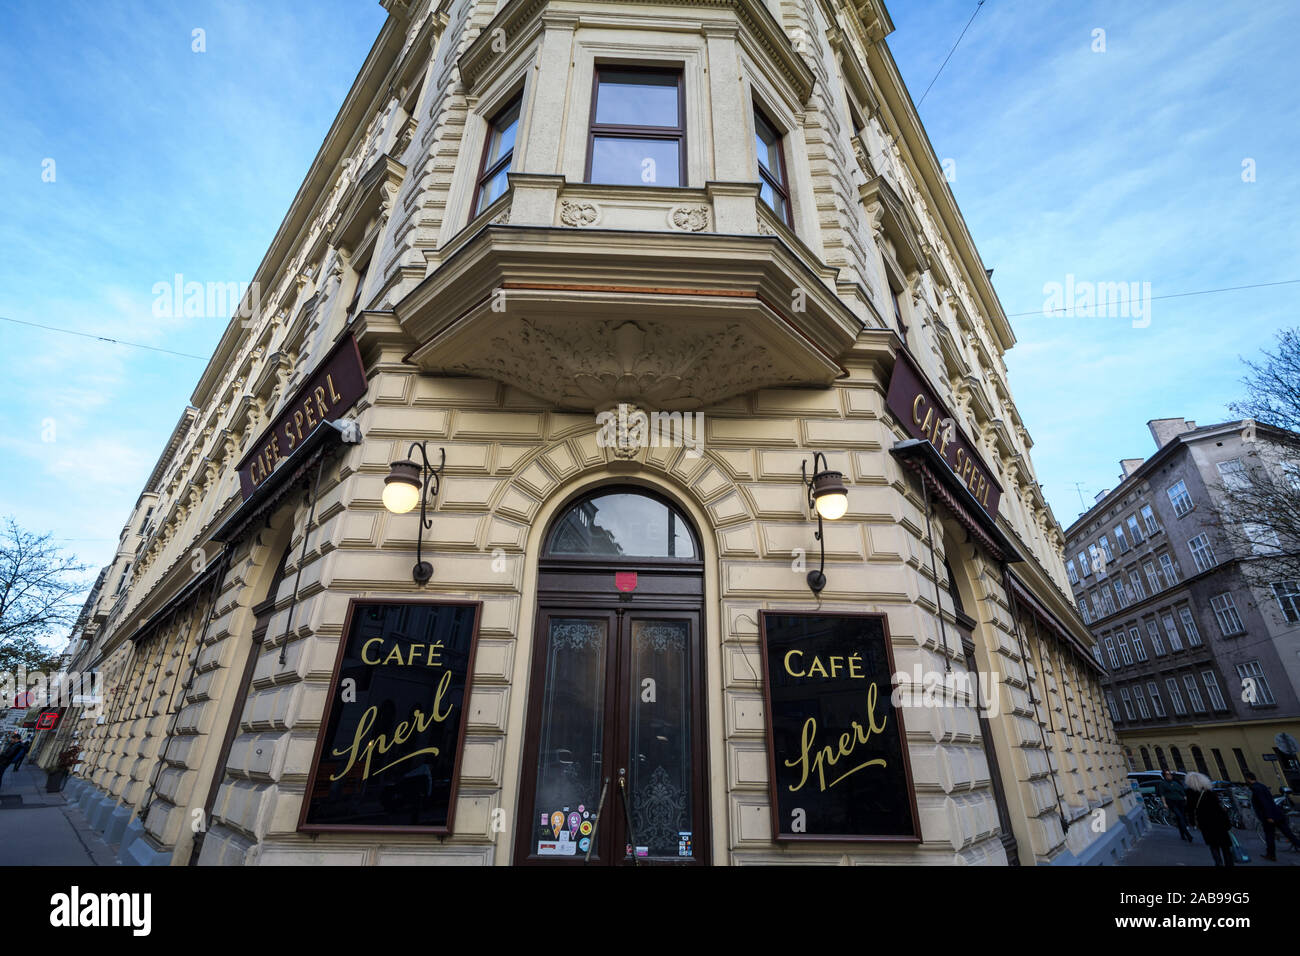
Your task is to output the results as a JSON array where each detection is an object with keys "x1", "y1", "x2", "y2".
[
  {"x1": 8, "y1": 738, "x2": 29, "y2": 770},
  {"x1": 1245, "y1": 770, "x2": 1300, "y2": 861},
  {"x1": 1158, "y1": 770, "x2": 1194, "y2": 842},
  {"x1": 0, "y1": 734, "x2": 22, "y2": 787},
  {"x1": 1186, "y1": 772, "x2": 1233, "y2": 867}
]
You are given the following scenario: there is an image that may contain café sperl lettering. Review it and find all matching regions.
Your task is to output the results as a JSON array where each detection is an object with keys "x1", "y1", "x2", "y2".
[
  {"x1": 885, "y1": 352, "x2": 1003, "y2": 520},
  {"x1": 235, "y1": 335, "x2": 367, "y2": 498},
  {"x1": 300, "y1": 600, "x2": 480, "y2": 833},
  {"x1": 760, "y1": 612, "x2": 918, "y2": 841}
]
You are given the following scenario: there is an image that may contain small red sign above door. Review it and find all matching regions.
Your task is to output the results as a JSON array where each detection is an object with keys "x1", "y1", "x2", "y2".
[{"x1": 615, "y1": 572, "x2": 638, "y2": 592}]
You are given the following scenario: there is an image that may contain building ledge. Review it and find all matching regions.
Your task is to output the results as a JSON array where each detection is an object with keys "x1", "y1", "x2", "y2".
[{"x1": 395, "y1": 222, "x2": 862, "y2": 410}]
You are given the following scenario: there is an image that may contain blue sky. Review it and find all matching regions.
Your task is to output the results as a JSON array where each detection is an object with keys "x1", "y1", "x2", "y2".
[
  {"x1": 886, "y1": 0, "x2": 1300, "y2": 524},
  {"x1": 1, "y1": 0, "x2": 1297, "y2": 599}
]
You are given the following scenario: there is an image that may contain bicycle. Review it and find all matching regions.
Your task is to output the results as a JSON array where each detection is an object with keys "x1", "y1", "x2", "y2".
[{"x1": 1142, "y1": 791, "x2": 1173, "y2": 827}]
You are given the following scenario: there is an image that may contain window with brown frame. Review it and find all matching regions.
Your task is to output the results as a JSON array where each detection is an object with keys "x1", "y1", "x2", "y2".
[
  {"x1": 586, "y1": 67, "x2": 684, "y2": 187},
  {"x1": 890, "y1": 286, "x2": 909, "y2": 339},
  {"x1": 753, "y1": 105, "x2": 790, "y2": 225},
  {"x1": 473, "y1": 95, "x2": 521, "y2": 216}
]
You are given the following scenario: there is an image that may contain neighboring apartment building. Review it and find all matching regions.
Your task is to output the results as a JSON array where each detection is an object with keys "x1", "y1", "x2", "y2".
[
  {"x1": 61, "y1": 0, "x2": 1137, "y2": 867},
  {"x1": 1065, "y1": 417, "x2": 1300, "y2": 788}
]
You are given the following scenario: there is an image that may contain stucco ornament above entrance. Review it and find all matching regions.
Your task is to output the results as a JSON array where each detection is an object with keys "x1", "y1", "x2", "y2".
[
  {"x1": 445, "y1": 318, "x2": 816, "y2": 410},
  {"x1": 396, "y1": 229, "x2": 861, "y2": 411}
]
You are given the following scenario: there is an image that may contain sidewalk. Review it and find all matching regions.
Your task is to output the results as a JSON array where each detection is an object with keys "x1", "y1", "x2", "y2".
[
  {"x1": 1121, "y1": 817, "x2": 1299, "y2": 866},
  {"x1": 0, "y1": 762, "x2": 118, "y2": 865}
]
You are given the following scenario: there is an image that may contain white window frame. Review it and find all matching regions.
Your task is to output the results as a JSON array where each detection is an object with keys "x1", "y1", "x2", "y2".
[
  {"x1": 1105, "y1": 691, "x2": 1121, "y2": 721},
  {"x1": 1117, "y1": 631, "x2": 1133, "y2": 665},
  {"x1": 1202, "y1": 670, "x2": 1227, "y2": 711},
  {"x1": 1159, "y1": 553, "x2": 1179, "y2": 586},
  {"x1": 1235, "y1": 660, "x2": 1275, "y2": 706},
  {"x1": 1216, "y1": 458, "x2": 1249, "y2": 491},
  {"x1": 1166, "y1": 677, "x2": 1187, "y2": 715},
  {"x1": 1273, "y1": 581, "x2": 1300, "y2": 624},
  {"x1": 1099, "y1": 535, "x2": 1115, "y2": 562},
  {"x1": 1244, "y1": 522, "x2": 1282, "y2": 554},
  {"x1": 1178, "y1": 607, "x2": 1202, "y2": 646},
  {"x1": 1129, "y1": 569, "x2": 1146, "y2": 601},
  {"x1": 1112, "y1": 580, "x2": 1128, "y2": 610},
  {"x1": 1188, "y1": 534, "x2": 1216, "y2": 573},
  {"x1": 1167, "y1": 480, "x2": 1193, "y2": 516},
  {"x1": 1089, "y1": 544, "x2": 1106, "y2": 577},
  {"x1": 1080, "y1": 601, "x2": 1091, "y2": 625},
  {"x1": 1146, "y1": 620, "x2": 1166, "y2": 656},
  {"x1": 1147, "y1": 681, "x2": 1166, "y2": 718},
  {"x1": 1210, "y1": 593, "x2": 1244, "y2": 636},
  {"x1": 1104, "y1": 635, "x2": 1120, "y2": 669},
  {"x1": 1144, "y1": 561, "x2": 1162, "y2": 594},
  {"x1": 1114, "y1": 524, "x2": 1129, "y2": 553},
  {"x1": 1162, "y1": 613, "x2": 1184, "y2": 652},
  {"x1": 1132, "y1": 684, "x2": 1151, "y2": 719},
  {"x1": 1077, "y1": 550, "x2": 1091, "y2": 578},
  {"x1": 1066, "y1": 559, "x2": 1078, "y2": 585},
  {"x1": 1129, "y1": 626, "x2": 1147, "y2": 662},
  {"x1": 1127, "y1": 514, "x2": 1145, "y2": 544},
  {"x1": 1120, "y1": 687, "x2": 1136, "y2": 720},
  {"x1": 1141, "y1": 504, "x2": 1160, "y2": 535},
  {"x1": 1102, "y1": 588, "x2": 1117, "y2": 616},
  {"x1": 1182, "y1": 673, "x2": 1205, "y2": 712}
]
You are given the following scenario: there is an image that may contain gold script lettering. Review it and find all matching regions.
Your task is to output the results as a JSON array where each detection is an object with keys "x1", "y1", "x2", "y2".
[{"x1": 783, "y1": 683, "x2": 889, "y2": 793}]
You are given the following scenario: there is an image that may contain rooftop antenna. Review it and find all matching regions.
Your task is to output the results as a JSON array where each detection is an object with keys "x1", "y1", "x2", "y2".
[{"x1": 1070, "y1": 481, "x2": 1088, "y2": 513}]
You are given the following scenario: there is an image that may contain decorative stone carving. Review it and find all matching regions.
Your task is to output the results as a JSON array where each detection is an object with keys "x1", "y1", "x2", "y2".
[
  {"x1": 608, "y1": 403, "x2": 646, "y2": 459},
  {"x1": 444, "y1": 318, "x2": 807, "y2": 411},
  {"x1": 490, "y1": 206, "x2": 510, "y2": 225},
  {"x1": 668, "y1": 205, "x2": 709, "y2": 232},
  {"x1": 757, "y1": 219, "x2": 776, "y2": 236},
  {"x1": 560, "y1": 201, "x2": 600, "y2": 227}
]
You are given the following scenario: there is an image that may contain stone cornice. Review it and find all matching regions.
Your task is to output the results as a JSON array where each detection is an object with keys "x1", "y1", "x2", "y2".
[{"x1": 461, "y1": 0, "x2": 815, "y2": 103}]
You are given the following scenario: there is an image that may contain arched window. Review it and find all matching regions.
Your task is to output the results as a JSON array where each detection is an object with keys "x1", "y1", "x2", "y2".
[
  {"x1": 1140, "y1": 746, "x2": 1152, "y2": 770},
  {"x1": 1191, "y1": 745, "x2": 1209, "y2": 776},
  {"x1": 1171, "y1": 746, "x2": 1186, "y2": 772},
  {"x1": 545, "y1": 488, "x2": 698, "y2": 560},
  {"x1": 517, "y1": 485, "x2": 707, "y2": 865},
  {"x1": 1155, "y1": 746, "x2": 1168, "y2": 770}
]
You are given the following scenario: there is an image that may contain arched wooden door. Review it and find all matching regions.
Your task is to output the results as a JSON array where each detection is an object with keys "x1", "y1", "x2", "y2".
[{"x1": 513, "y1": 487, "x2": 709, "y2": 866}]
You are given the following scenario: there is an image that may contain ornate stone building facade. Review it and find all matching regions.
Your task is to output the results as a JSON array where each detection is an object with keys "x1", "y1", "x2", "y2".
[
  {"x1": 60, "y1": 0, "x2": 1138, "y2": 865},
  {"x1": 1066, "y1": 417, "x2": 1300, "y2": 788}
]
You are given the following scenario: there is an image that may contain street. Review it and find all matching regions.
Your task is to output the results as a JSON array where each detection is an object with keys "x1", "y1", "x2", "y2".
[{"x1": 0, "y1": 764, "x2": 116, "y2": 866}]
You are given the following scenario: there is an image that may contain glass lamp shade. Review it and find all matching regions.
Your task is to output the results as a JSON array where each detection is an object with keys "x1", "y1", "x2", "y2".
[
  {"x1": 382, "y1": 460, "x2": 423, "y2": 514},
  {"x1": 810, "y1": 470, "x2": 849, "y2": 520}
]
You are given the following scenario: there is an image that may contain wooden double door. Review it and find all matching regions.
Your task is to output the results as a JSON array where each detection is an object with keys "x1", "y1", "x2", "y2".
[{"x1": 513, "y1": 573, "x2": 708, "y2": 865}]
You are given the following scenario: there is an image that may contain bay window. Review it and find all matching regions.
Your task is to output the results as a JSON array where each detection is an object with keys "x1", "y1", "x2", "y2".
[
  {"x1": 754, "y1": 105, "x2": 790, "y2": 225},
  {"x1": 587, "y1": 67, "x2": 685, "y2": 187},
  {"x1": 475, "y1": 95, "x2": 521, "y2": 215}
]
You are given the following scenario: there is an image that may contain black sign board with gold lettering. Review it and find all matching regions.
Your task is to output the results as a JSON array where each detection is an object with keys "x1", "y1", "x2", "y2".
[
  {"x1": 759, "y1": 611, "x2": 919, "y2": 842},
  {"x1": 299, "y1": 598, "x2": 481, "y2": 833}
]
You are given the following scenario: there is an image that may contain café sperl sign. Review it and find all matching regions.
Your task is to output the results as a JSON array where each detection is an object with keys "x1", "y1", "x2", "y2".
[
  {"x1": 885, "y1": 352, "x2": 1002, "y2": 520},
  {"x1": 235, "y1": 335, "x2": 367, "y2": 498}
]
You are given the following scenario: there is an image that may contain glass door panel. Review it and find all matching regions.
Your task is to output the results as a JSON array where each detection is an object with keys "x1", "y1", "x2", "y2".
[
  {"x1": 528, "y1": 616, "x2": 609, "y2": 861},
  {"x1": 624, "y1": 616, "x2": 695, "y2": 862}
]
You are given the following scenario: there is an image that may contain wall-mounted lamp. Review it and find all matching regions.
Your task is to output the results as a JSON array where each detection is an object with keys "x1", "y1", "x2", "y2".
[
  {"x1": 801, "y1": 452, "x2": 849, "y2": 595},
  {"x1": 382, "y1": 441, "x2": 445, "y2": 585}
]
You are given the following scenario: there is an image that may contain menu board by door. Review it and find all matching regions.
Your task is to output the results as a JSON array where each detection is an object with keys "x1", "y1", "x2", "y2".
[
  {"x1": 299, "y1": 599, "x2": 481, "y2": 833},
  {"x1": 759, "y1": 611, "x2": 919, "y2": 842}
]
